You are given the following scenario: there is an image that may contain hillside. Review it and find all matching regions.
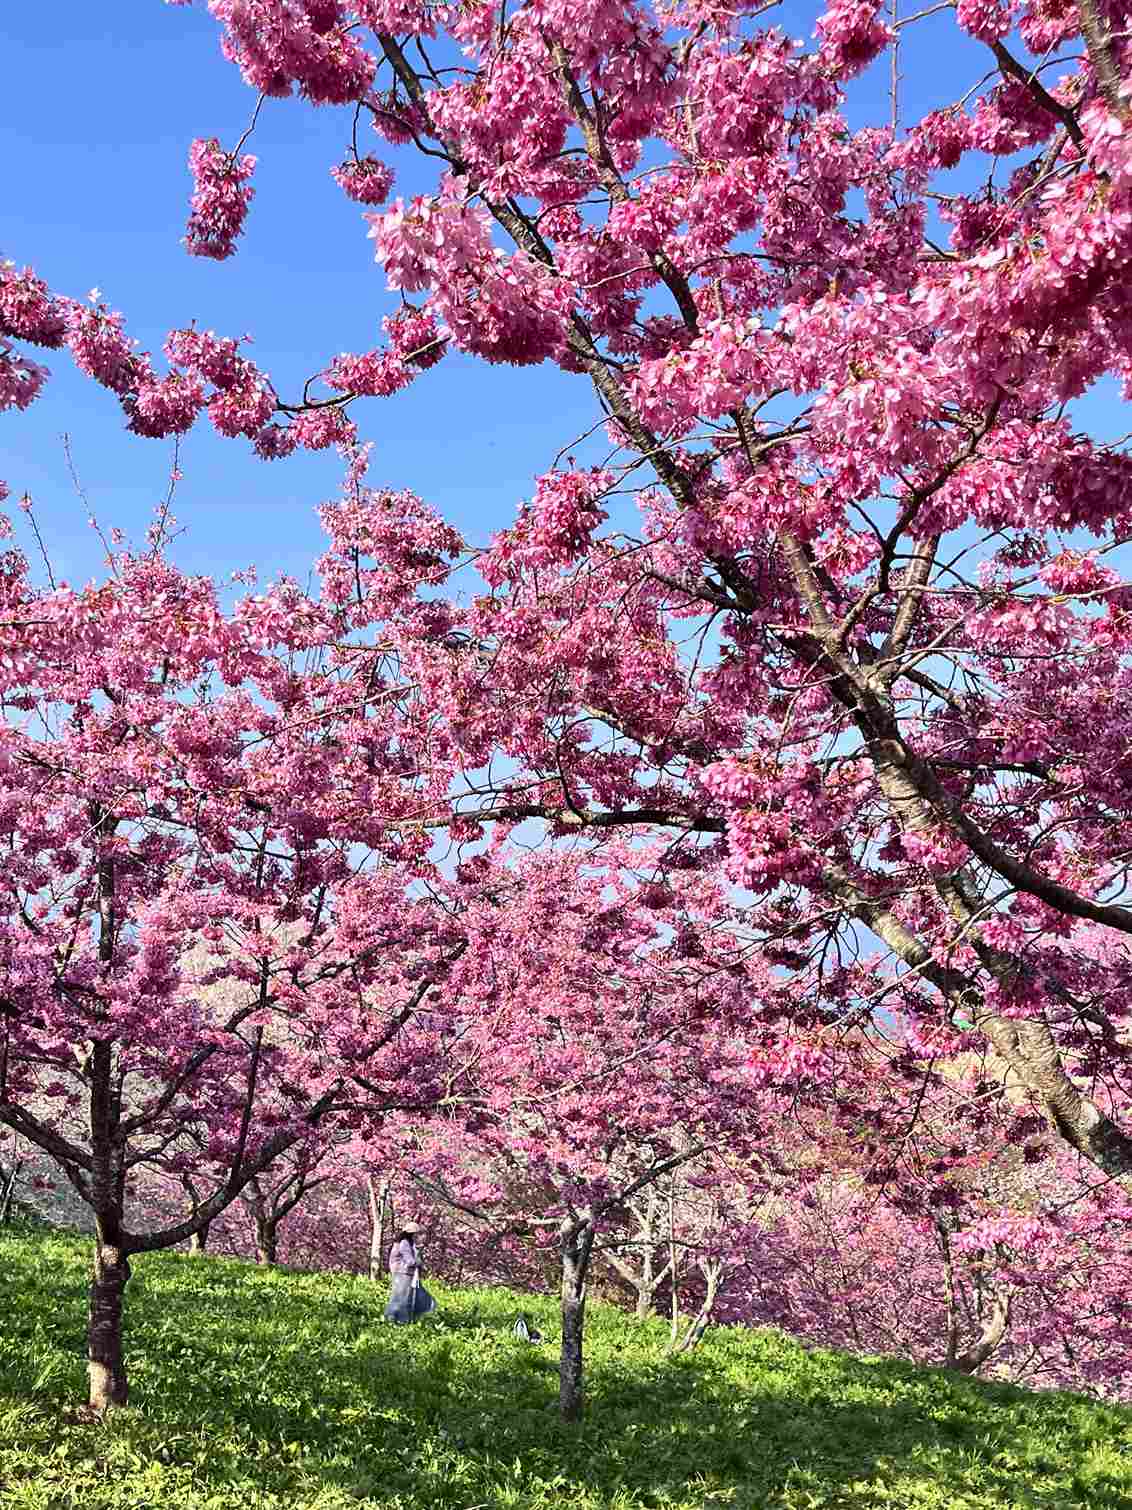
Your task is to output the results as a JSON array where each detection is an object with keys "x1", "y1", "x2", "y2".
[{"x1": 1, "y1": 1228, "x2": 1129, "y2": 1510}]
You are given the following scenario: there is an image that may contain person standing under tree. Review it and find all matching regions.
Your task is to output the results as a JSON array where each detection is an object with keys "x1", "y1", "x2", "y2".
[{"x1": 384, "y1": 1222, "x2": 437, "y2": 1323}]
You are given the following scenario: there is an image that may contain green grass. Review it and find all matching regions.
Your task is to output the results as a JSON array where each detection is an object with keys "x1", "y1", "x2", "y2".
[{"x1": 1, "y1": 1227, "x2": 1130, "y2": 1509}]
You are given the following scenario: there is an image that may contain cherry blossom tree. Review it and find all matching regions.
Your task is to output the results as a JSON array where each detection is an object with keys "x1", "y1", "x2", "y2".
[
  {"x1": 237, "y1": 1142, "x2": 335, "y2": 1266},
  {"x1": 380, "y1": 842, "x2": 787, "y2": 1417},
  {"x1": 0, "y1": 491, "x2": 472, "y2": 1411},
  {"x1": 5, "y1": 0, "x2": 1132, "y2": 1414},
  {"x1": 742, "y1": 1140, "x2": 1132, "y2": 1399},
  {"x1": 598, "y1": 1147, "x2": 772, "y2": 1348},
  {"x1": 125, "y1": 0, "x2": 1132, "y2": 1192},
  {"x1": 704, "y1": 1012, "x2": 1132, "y2": 1399},
  {"x1": 159, "y1": 1137, "x2": 372, "y2": 1267}
]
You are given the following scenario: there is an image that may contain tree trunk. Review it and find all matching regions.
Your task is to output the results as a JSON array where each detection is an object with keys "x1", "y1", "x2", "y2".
[
  {"x1": 255, "y1": 1213, "x2": 278, "y2": 1266},
  {"x1": 631, "y1": 1192, "x2": 658, "y2": 1318},
  {"x1": 667, "y1": 1184, "x2": 681, "y2": 1348},
  {"x1": 0, "y1": 1156, "x2": 20, "y2": 1224},
  {"x1": 367, "y1": 1175, "x2": 390, "y2": 1282},
  {"x1": 89, "y1": 1234, "x2": 131, "y2": 1411},
  {"x1": 937, "y1": 1220, "x2": 1011, "y2": 1374},
  {"x1": 86, "y1": 875, "x2": 132, "y2": 1417},
  {"x1": 243, "y1": 1177, "x2": 278, "y2": 1266},
  {"x1": 181, "y1": 1177, "x2": 211, "y2": 1254},
  {"x1": 559, "y1": 1215, "x2": 595, "y2": 1421},
  {"x1": 936, "y1": 1217, "x2": 961, "y2": 1369},
  {"x1": 666, "y1": 1257, "x2": 725, "y2": 1356},
  {"x1": 949, "y1": 1288, "x2": 1011, "y2": 1374},
  {"x1": 826, "y1": 850, "x2": 1132, "y2": 1182}
]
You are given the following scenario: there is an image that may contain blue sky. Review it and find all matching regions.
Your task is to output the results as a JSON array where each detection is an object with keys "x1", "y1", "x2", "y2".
[
  {"x1": 2, "y1": 4, "x2": 604, "y2": 589},
  {"x1": 1, "y1": 2, "x2": 1106, "y2": 592}
]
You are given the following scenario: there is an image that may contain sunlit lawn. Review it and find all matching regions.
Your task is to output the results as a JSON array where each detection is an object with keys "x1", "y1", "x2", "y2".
[{"x1": 1, "y1": 1226, "x2": 1130, "y2": 1508}]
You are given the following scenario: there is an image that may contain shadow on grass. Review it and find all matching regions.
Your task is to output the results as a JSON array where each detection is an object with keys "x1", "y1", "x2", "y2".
[{"x1": 2, "y1": 1229, "x2": 1131, "y2": 1509}]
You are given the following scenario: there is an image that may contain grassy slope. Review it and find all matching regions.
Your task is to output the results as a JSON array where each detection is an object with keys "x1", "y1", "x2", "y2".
[{"x1": 1, "y1": 1229, "x2": 1130, "y2": 1510}]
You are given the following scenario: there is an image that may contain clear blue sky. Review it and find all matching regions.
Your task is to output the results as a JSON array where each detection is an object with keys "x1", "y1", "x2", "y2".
[
  {"x1": 2, "y1": 4, "x2": 609, "y2": 588},
  {"x1": 0, "y1": 3, "x2": 1107, "y2": 591}
]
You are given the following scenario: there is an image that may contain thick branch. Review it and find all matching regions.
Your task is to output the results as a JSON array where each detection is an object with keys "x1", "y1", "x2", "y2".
[
  {"x1": 989, "y1": 40, "x2": 1084, "y2": 145},
  {"x1": 1077, "y1": 0, "x2": 1129, "y2": 121}
]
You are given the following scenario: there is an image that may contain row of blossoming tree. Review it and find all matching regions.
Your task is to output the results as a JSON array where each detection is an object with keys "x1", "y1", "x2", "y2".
[{"x1": 2, "y1": 0, "x2": 1132, "y2": 1417}]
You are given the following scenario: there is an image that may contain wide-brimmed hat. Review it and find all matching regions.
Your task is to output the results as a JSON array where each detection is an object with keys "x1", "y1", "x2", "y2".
[{"x1": 400, "y1": 1221, "x2": 422, "y2": 1234}]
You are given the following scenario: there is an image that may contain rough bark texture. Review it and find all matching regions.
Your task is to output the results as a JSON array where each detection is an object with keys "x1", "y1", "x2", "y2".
[
  {"x1": 1077, "y1": 0, "x2": 1130, "y2": 120},
  {"x1": 85, "y1": 815, "x2": 132, "y2": 1411},
  {"x1": 87, "y1": 903, "x2": 133, "y2": 1414},
  {"x1": 978, "y1": 1015, "x2": 1132, "y2": 1178},
  {"x1": 187, "y1": 1223, "x2": 210, "y2": 1255},
  {"x1": 89, "y1": 1235, "x2": 130, "y2": 1411},
  {"x1": 559, "y1": 1217, "x2": 595, "y2": 1421}
]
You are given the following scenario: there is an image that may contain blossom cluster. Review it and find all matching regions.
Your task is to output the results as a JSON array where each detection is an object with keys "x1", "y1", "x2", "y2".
[{"x1": 184, "y1": 137, "x2": 257, "y2": 260}]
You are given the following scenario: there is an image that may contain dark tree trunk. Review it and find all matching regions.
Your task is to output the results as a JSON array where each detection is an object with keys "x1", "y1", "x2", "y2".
[
  {"x1": 0, "y1": 1156, "x2": 20, "y2": 1224},
  {"x1": 559, "y1": 1215, "x2": 595, "y2": 1421},
  {"x1": 85, "y1": 813, "x2": 132, "y2": 1413},
  {"x1": 188, "y1": 1222, "x2": 210, "y2": 1255},
  {"x1": 89, "y1": 1234, "x2": 130, "y2": 1411},
  {"x1": 255, "y1": 1213, "x2": 278, "y2": 1267},
  {"x1": 86, "y1": 890, "x2": 133, "y2": 1419}
]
